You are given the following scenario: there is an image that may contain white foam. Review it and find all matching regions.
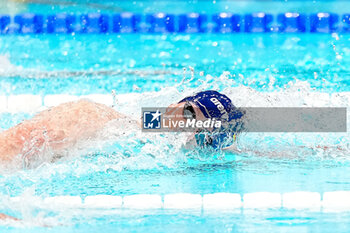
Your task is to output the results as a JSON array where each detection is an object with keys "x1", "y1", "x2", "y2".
[
  {"x1": 0, "y1": 55, "x2": 18, "y2": 73},
  {"x1": 44, "y1": 94, "x2": 78, "y2": 107},
  {"x1": 243, "y1": 192, "x2": 282, "y2": 209},
  {"x1": 164, "y1": 193, "x2": 202, "y2": 209},
  {"x1": 84, "y1": 195, "x2": 122, "y2": 208},
  {"x1": 0, "y1": 95, "x2": 7, "y2": 112},
  {"x1": 322, "y1": 191, "x2": 350, "y2": 212},
  {"x1": 304, "y1": 92, "x2": 331, "y2": 106},
  {"x1": 282, "y1": 192, "x2": 321, "y2": 210},
  {"x1": 123, "y1": 194, "x2": 162, "y2": 209},
  {"x1": 203, "y1": 193, "x2": 242, "y2": 209},
  {"x1": 7, "y1": 95, "x2": 42, "y2": 113}
]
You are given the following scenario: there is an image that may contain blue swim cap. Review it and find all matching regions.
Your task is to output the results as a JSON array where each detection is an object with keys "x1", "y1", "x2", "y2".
[
  {"x1": 178, "y1": 90, "x2": 243, "y2": 122},
  {"x1": 179, "y1": 90, "x2": 244, "y2": 150}
]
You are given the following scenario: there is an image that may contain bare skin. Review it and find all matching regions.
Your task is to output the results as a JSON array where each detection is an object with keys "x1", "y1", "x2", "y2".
[
  {"x1": 0, "y1": 99, "x2": 123, "y2": 164},
  {"x1": 0, "y1": 100, "x2": 202, "y2": 166},
  {"x1": 0, "y1": 100, "x2": 127, "y2": 223},
  {"x1": 0, "y1": 213, "x2": 19, "y2": 221},
  {"x1": 0, "y1": 100, "x2": 200, "y2": 165},
  {"x1": 0, "y1": 100, "x2": 191, "y2": 223}
]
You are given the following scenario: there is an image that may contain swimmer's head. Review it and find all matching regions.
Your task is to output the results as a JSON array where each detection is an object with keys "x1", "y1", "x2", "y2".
[
  {"x1": 164, "y1": 90, "x2": 244, "y2": 148},
  {"x1": 177, "y1": 90, "x2": 244, "y2": 123},
  {"x1": 165, "y1": 90, "x2": 244, "y2": 131}
]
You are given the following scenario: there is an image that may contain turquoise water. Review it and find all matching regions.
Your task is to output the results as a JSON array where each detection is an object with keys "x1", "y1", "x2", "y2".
[
  {"x1": 0, "y1": 34, "x2": 348, "y2": 95},
  {"x1": 1, "y1": 1, "x2": 350, "y2": 232},
  {"x1": 3, "y1": 0, "x2": 350, "y2": 14},
  {"x1": 1, "y1": 32, "x2": 350, "y2": 232}
]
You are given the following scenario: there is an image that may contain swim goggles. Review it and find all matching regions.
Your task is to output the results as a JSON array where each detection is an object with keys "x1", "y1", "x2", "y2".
[{"x1": 183, "y1": 102, "x2": 196, "y2": 120}]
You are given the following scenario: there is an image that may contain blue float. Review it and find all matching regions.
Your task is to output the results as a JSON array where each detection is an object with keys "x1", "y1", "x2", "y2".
[
  {"x1": 146, "y1": 13, "x2": 175, "y2": 33},
  {"x1": 178, "y1": 13, "x2": 206, "y2": 33},
  {"x1": 80, "y1": 13, "x2": 109, "y2": 33},
  {"x1": 2, "y1": 12, "x2": 350, "y2": 35},
  {"x1": 47, "y1": 14, "x2": 76, "y2": 34},
  {"x1": 310, "y1": 13, "x2": 338, "y2": 33},
  {"x1": 245, "y1": 13, "x2": 273, "y2": 33},
  {"x1": 212, "y1": 13, "x2": 240, "y2": 33},
  {"x1": 277, "y1": 13, "x2": 306, "y2": 33},
  {"x1": 14, "y1": 14, "x2": 44, "y2": 34},
  {"x1": 342, "y1": 14, "x2": 350, "y2": 32},
  {"x1": 113, "y1": 13, "x2": 139, "y2": 33},
  {"x1": 0, "y1": 15, "x2": 11, "y2": 34}
]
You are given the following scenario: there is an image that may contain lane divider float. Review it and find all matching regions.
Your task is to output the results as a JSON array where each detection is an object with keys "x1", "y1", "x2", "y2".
[
  {"x1": 6, "y1": 191, "x2": 350, "y2": 212},
  {"x1": 1, "y1": 12, "x2": 350, "y2": 34}
]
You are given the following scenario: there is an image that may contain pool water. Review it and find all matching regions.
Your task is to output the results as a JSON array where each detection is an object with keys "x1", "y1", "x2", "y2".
[
  {"x1": 0, "y1": 33, "x2": 349, "y2": 94},
  {"x1": 1, "y1": 0, "x2": 350, "y2": 232}
]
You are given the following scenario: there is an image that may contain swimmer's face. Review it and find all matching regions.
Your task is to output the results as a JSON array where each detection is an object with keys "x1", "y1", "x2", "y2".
[{"x1": 164, "y1": 102, "x2": 207, "y2": 130}]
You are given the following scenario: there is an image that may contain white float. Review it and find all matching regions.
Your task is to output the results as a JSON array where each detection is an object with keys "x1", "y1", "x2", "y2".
[
  {"x1": 123, "y1": 194, "x2": 162, "y2": 209},
  {"x1": 163, "y1": 193, "x2": 202, "y2": 209},
  {"x1": 5, "y1": 191, "x2": 350, "y2": 211},
  {"x1": 84, "y1": 195, "x2": 122, "y2": 208},
  {"x1": 322, "y1": 191, "x2": 350, "y2": 212},
  {"x1": 80, "y1": 94, "x2": 113, "y2": 106},
  {"x1": 243, "y1": 192, "x2": 282, "y2": 209},
  {"x1": 203, "y1": 193, "x2": 242, "y2": 209},
  {"x1": 44, "y1": 94, "x2": 78, "y2": 107},
  {"x1": 282, "y1": 191, "x2": 321, "y2": 210},
  {"x1": 7, "y1": 95, "x2": 42, "y2": 113},
  {"x1": 44, "y1": 195, "x2": 82, "y2": 208}
]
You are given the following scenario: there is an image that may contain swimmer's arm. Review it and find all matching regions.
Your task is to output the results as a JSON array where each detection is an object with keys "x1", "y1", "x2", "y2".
[
  {"x1": 0, "y1": 124, "x2": 29, "y2": 162},
  {"x1": 0, "y1": 100, "x2": 123, "y2": 163}
]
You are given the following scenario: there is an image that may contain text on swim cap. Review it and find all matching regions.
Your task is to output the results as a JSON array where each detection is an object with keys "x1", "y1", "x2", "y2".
[{"x1": 210, "y1": 97, "x2": 228, "y2": 116}]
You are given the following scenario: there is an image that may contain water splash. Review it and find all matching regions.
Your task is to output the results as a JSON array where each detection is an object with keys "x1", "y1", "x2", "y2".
[
  {"x1": 0, "y1": 54, "x2": 22, "y2": 74},
  {"x1": 1, "y1": 69, "x2": 350, "y2": 227}
]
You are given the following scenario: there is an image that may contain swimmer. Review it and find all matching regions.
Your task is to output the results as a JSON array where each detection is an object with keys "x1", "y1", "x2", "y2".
[
  {"x1": 0, "y1": 90, "x2": 243, "y2": 166},
  {"x1": 0, "y1": 90, "x2": 244, "y2": 222}
]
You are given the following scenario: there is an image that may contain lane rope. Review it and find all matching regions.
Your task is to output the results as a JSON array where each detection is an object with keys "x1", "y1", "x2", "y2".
[
  {"x1": 0, "y1": 12, "x2": 349, "y2": 34},
  {"x1": 6, "y1": 191, "x2": 350, "y2": 212}
]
